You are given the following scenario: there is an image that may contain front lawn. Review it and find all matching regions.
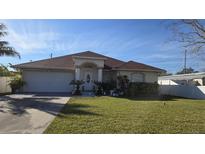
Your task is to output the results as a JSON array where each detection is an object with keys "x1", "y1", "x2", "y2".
[{"x1": 45, "y1": 96, "x2": 205, "y2": 133}]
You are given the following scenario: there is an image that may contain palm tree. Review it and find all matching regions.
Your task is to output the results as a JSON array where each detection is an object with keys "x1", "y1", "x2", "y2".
[{"x1": 0, "y1": 23, "x2": 20, "y2": 58}]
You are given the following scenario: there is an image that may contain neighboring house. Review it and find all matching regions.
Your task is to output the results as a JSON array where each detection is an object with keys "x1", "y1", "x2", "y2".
[
  {"x1": 158, "y1": 72, "x2": 205, "y2": 99},
  {"x1": 13, "y1": 51, "x2": 165, "y2": 93},
  {"x1": 158, "y1": 72, "x2": 205, "y2": 86}
]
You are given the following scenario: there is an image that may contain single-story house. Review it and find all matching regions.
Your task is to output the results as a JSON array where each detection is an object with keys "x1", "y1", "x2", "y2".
[{"x1": 13, "y1": 51, "x2": 165, "y2": 93}]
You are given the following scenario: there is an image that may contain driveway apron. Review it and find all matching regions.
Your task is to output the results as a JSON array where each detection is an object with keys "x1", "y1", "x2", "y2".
[{"x1": 0, "y1": 94, "x2": 69, "y2": 133}]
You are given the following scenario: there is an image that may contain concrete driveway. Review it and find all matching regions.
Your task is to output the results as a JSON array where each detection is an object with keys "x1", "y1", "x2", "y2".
[{"x1": 0, "y1": 93, "x2": 70, "y2": 134}]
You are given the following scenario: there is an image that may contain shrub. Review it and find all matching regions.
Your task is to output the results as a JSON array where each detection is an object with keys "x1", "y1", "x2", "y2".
[
  {"x1": 126, "y1": 82, "x2": 159, "y2": 97},
  {"x1": 8, "y1": 76, "x2": 25, "y2": 93},
  {"x1": 94, "y1": 79, "x2": 117, "y2": 96},
  {"x1": 94, "y1": 81, "x2": 103, "y2": 96},
  {"x1": 101, "y1": 79, "x2": 117, "y2": 95}
]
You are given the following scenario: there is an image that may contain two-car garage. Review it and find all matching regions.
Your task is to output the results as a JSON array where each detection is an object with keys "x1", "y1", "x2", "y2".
[{"x1": 22, "y1": 70, "x2": 74, "y2": 93}]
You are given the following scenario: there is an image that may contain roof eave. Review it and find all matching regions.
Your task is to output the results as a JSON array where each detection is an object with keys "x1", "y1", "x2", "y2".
[
  {"x1": 113, "y1": 68, "x2": 166, "y2": 73},
  {"x1": 12, "y1": 66, "x2": 75, "y2": 71}
]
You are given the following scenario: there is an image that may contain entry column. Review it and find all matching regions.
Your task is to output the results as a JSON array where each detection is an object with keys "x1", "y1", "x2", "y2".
[
  {"x1": 97, "y1": 68, "x2": 103, "y2": 82},
  {"x1": 75, "y1": 67, "x2": 80, "y2": 80}
]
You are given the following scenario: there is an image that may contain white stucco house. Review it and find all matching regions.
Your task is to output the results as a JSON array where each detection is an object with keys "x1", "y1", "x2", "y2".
[{"x1": 13, "y1": 51, "x2": 165, "y2": 93}]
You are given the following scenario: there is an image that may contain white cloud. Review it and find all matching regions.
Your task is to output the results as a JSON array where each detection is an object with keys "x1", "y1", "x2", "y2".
[
  {"x1": 155, "y1": 42, "x2": 180, "y2": 52},
  {"x1": 7, "y1": 30, "x2": 60, "y2": 52},
  {"x1": 1, "y1": 20, "x2": 151, "y2": 57},
  {"x1": 2, "y1": 21, "x2": 61, "y2": 54}
]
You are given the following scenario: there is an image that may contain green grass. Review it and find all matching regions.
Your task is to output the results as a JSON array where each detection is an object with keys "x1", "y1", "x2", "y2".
[{"x1": 44, "y1": 96, "x2": 205, "y2": 134}]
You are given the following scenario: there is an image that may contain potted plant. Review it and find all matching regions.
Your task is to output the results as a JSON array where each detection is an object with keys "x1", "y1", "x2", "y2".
[{"x1": 70, "y1": 80, "x2": 84, "y2": 95}]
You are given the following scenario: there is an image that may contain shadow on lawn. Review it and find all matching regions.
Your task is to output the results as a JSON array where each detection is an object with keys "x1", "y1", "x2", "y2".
[
  {"x1": 0, "y1": 95, "x2": 64, "y2": 116},
  {"x1": 59, "y1": 103, "x2": 101, "y2": 117},
  {"x1": 122, "y1": 94, "x2": 178, "y2": 101}
]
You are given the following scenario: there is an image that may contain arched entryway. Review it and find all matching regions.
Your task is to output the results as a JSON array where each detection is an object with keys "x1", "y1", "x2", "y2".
[
  {"x1": 75, "y1": 62, "x2": 103, "y2": 91},
  {"x1": 81, "y1": 63, "x2": 97, "y2": 91}
]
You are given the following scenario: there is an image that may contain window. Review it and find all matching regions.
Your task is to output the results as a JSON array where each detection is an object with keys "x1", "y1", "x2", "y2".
[{"x1": 131, "y1": 73, "x2": 144, "y2": 82}]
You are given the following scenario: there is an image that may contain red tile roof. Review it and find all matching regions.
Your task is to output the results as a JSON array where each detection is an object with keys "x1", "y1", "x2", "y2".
[
  {"x1": 115, "y1": 60, "x2": 165, "y2": 72},
  {"x1": 13, "y1": 51, "x2": 165, "y2": 72},
  {"x1": 13, "y1": 55, "x2": 75, "y2": 70}
]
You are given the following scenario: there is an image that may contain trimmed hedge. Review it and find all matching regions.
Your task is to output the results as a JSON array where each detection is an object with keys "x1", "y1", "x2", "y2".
[{"x1": 126, "y1": 82, "x2": 159, "y2": 97}]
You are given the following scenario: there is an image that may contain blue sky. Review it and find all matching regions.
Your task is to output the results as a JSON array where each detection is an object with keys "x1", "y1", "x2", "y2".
[{"x1": 0, "y1": 19, "x2": 204, "y2": 73}]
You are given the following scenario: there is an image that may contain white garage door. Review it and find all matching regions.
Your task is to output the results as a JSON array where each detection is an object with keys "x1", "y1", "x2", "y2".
[{"x1": 23, "y1": 70, "x2": 74, "y2": 92}]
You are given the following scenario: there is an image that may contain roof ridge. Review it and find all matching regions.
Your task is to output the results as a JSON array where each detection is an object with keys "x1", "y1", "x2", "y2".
[
  {"x1": 116, "y1": 60, "x2": 165, "y2": 72},
  {"x1": 12, "y1": 54, "x2": 73, "y2": 67},
  {"x1": 72, "y1": 50, "x2": 125, "y2": 63},
  {"x1": 74, "y1": 50, "x2": 118, "y2": 58},
  {"x1": 127, "y1": 60, "x2": 161, "y2": 69}
]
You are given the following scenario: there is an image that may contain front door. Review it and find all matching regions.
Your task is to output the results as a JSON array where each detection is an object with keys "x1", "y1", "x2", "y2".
[{"x1": 84, "y1": 71, "x2": 93, "y2": 91}]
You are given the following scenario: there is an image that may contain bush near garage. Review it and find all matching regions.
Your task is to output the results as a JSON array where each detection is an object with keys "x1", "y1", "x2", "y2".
[{"x1": 8, "y1": 75, "x2": 25, "y2": 93}]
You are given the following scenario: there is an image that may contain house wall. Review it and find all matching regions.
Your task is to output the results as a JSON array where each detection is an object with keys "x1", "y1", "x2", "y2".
[
  {"x1": 0, "y1": 77, "x2": 11, "y2": 93},
  {"x1": 103, "y1": 71, "x2": 117, "y2": 82},
  {"x1": 117, "y1": 70, "x2": 158, "y2": 83}
]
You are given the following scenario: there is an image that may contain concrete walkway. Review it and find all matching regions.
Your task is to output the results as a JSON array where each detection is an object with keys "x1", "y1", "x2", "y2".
[{"x1": 0, "y1": 94, "x2": 69, "y2": 134}]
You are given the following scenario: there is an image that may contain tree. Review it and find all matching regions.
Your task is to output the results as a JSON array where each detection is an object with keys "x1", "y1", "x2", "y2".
[
  {"x1": 117, "y1": 75, "x2": 129, "y2": 95},
  {"x1": 0, "y1": 23, "x2": 20, "y2": 58},
  {"x1": 0, "y1": 64, "x2": 11, "y2": 76},
  {"x1": 168, "y1": 19, "x2": 205, "y2": 54},
  {"x1": 176, "y1": 67, "x2": 198, "y2": 74}
]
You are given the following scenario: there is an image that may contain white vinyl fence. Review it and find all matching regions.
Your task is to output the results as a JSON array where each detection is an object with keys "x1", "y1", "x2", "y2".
[
  {"x1": 159, "y1": 85, "x2": 205, "y2": 99},
  {"x1": 0, "y1": 77, "x2": 11, "y2": 93}
]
